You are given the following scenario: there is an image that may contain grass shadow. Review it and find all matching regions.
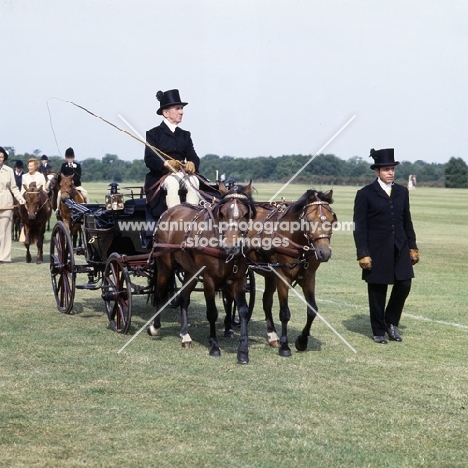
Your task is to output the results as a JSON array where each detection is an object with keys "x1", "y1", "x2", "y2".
[{"x1": 342, "y1": 313, "x2": 370, "y2": 338}]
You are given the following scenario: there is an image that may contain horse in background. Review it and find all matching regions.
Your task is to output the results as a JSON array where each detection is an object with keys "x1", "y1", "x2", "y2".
[
  {"x1": 59, "y1": 174, "x2": 85, "y2": 246},
  {"x1": 237, "y1": 189, "x2": 336, "y2": 357},
  {"x1": 45, "y1": 170, "x2": 59, "y2": 229},
  {"x1": 149, "y1": 182, "x2": 257, "y2": 363},
  {"x1": 12, "y1": 206, "x2": 21, "y2": 241},
  {"x1": 20, "y1": 182, "x2": 52, "y2": 263}
]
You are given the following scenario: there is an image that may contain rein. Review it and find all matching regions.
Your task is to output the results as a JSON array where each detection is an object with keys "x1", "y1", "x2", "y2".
[{"x1": 152, "y1": 188, "x2": 255, "y2": 261}]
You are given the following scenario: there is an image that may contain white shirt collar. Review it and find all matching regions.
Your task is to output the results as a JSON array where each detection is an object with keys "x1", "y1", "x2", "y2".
[
  {"x1": 377, "y1": 177, "x2": 393, "y2": 191},
  {"x1": 163, "y1": 118, "x2": 178, "y2": 133}
]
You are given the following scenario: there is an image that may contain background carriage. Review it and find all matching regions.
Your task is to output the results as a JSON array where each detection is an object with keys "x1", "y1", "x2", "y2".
[{"x1": 49, "y1": 182, "x2": 256, "y2": 334}]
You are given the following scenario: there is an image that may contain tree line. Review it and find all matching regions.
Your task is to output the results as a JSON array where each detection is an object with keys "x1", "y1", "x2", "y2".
[{"x1": 4, "y1": 147, "x2": 467, "y2": 188}]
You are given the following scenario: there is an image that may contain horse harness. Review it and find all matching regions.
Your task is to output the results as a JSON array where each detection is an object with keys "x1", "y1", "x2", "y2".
[
  {"x1": 242, "y1": 197, "x2": 335, "y2": 272},
  {"x1": 23, "y1": 188, "x2": 51, "y2": 217}
]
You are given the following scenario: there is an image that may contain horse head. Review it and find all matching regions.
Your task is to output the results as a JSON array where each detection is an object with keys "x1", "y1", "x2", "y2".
[
  {"x1": 59, "y1": 174, "x2": 74, "y2": 201},
  {"x1": 215, "y1": 181, "x2": 256, "y2": 256},
  {"x1": 22, "y1": 182, "x2": 45, "y2": 220},
  {"x1": 46, "y1": 171, "x2": 58, "y2": 191},
  {"x1": 290, "y1": 189, "x2": 336, "y2": 262}
]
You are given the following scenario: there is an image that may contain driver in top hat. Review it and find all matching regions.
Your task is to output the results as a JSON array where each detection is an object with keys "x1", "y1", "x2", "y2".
[
  {"x1": 144, "y1": 89, "x2": 200, "y2": 219},
  {"x1": 353, "y1": 148, "x2": 419, "y2": 344}
]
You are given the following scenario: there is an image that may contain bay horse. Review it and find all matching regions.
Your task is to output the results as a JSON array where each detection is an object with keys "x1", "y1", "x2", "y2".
[
  {"x1": 20, "y1": 182, "x2": 52, "y2": 263},
  {"x1": 45, "y1": 170, "x2": 59, "y2": 229},
  {"x1": 148, "y1": 182, "x2": 257, "y2": 364},
  {"x1": 59, "y1": 174, "x2": 85, "y2": 246},
  {"x1": 12, "y1": 206, "x2": 21, "y2": 241},
  {"x1": 234, "y1": 189, "x2": 336, "y2": 357}
]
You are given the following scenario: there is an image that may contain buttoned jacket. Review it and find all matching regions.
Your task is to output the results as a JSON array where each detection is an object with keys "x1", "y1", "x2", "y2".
[
  {"x1": 144, "y1": 121, "x2": 199, "y2": 191},
  {"x1": 59, "y1": 162, "x2": 82, "y2": 187},
  {"x1": 353, "y1": 179, "x2": 417, "y2": 284},
  {"x1": 143, "y1": 122, "x2": 200, "y2": 218},
  {"x1": 0, "y1": 165, "x2": 24, "y2": 208}
]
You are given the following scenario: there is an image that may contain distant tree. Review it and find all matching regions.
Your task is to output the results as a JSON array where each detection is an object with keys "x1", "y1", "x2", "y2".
[
  {"x1": 4, "y1": 146, "x2": 15, "y2": 157},
  {"x1": 444, "y1": 157, "x2": 468, "y2": 188}
]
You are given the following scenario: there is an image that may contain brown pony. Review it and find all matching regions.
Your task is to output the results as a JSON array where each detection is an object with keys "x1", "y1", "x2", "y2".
[
  {"x1": 46, "y1": 170, "x2": 59, "y2": 211},
  {"x1": 20, "y1": 182, "x2": 52, "y2": 263},
  {"x1": 12, "y1": 206, "x2": 21, "y2": 241},
  {"x1": 237, "y1": 189, "x2": 337, "y2": 357},
  {"x1": 45, "y1": 170, "x2": 59, "y2": 230},
  {"x1": 148, "y1": 182, "x2": 257, "y2": 364},
  {"x1": 59, "y1": 174, "x2": 85, "y2": 245}
]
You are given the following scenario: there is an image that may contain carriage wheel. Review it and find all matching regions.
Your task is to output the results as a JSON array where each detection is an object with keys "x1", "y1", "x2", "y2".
[
  {"x1": 102, "y1": 253, "x2": 132, "y2": 334},
  {"x1": 223, "y1": 268, "x2": 256, "y2": 325},
  {"x1": 50, "y1": 221, "x2": 76, "y2": 314}
]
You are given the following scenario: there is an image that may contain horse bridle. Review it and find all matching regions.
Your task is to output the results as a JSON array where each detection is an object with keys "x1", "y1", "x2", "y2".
[
  {"x1": 23, "y1": 189, "x2": 50, "y2": 217},
  {"x1": 299, "y1": 200, "x2": 336, "y2": 244}
]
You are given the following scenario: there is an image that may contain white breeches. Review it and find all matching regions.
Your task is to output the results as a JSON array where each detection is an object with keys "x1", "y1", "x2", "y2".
[
  {"x1": 57, "y1": 186, "x2": 89, "y2": 206},
  {"x1": 162, "y1": 172, "x2": 199, "y2": 208}
]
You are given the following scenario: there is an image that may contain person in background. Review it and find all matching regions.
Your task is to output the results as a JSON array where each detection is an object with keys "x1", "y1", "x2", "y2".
[
  {"x1": 144, "y1": 89, "x2": 200, "y2": 219},
  {"x1": 0, "y1": 147, "x2": 26, "y2": 263},
  {"x1": 39, "y1": 155, "x2": 53, "y2": 175},
  {"x1": 57, "y1": 147, "x2": 89, "y2": 211},
  {"x1": 14, "y1": 160, "x2": 24, "y2": 190},
  {"x1": 21, "y1": 158, "x2": 47, "y2": 194},
  {"x1": 353, "y1": 148, "x2": 419, "y2": 344}
]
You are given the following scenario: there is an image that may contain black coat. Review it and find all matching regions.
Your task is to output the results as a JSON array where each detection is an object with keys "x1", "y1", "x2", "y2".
[
  {"x1": 59, "y1": 162, "x2": 82, "y2": 187},
  {"x1": 353, "y1": 179, "x2": 418, "y2": 284},
  {"x1": 144, "y1": 122, "x2": 200, "y2": 218},
  {"x1": 39, "y1": 163, "x2": 53, "y2": 175},
  {"x1": 14, "y1": 170, "x2": 23, "y2": 190}
]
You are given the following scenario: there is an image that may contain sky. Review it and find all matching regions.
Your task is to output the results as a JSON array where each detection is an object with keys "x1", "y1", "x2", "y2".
[{"x1": 1, "y1": 0, "x2": 467, "y2": 165}]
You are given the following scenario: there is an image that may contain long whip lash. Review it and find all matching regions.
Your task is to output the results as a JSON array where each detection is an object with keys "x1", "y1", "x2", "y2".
[{"x1": 46, "y1": 97, "x2": 176, "y2": 163}]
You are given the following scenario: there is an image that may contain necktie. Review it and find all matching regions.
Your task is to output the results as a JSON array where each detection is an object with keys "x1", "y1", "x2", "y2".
[{"x1": 386, "y1": 187, "x2": 392, "y2": 196}]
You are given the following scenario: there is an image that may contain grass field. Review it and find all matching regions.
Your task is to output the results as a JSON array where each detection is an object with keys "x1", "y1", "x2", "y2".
[{"x1": 1, "y1": 182, "x2": 467, "y2": 467}]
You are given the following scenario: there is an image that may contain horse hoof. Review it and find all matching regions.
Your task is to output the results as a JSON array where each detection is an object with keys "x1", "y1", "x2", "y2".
[
  {"x1": 147, "y1": 325, "x2": 160, "y2": 336},
  {"x1": 279, "y1": 346, "x2": 292, "y2": 357},
  {"x1": 237, "y1": 352, "x2": 249, "y2": 364},
  {"x1": 295, "y1": 335, "x2": 308, "y2": 352},
  {"x1": 224, "y1": 330, "x2": 234, "y2": 338},
  {"x1": 210, "y1": 348, "x2": 221, "y2": 357},
  {"x1": 182, "y1": 341, "x2": 192, "y2": 349},
  {"x1": 269, "y1": 340, "x2": 279, "y2": 348}
]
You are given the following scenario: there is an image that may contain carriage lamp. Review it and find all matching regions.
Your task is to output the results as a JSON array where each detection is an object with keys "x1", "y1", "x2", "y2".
[{"x1": 105, "y1": 182, "x2": 124, "y2": 211}]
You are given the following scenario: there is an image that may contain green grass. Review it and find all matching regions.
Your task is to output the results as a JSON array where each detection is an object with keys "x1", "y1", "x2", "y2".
[{"x1": 1, "y1": 183, "x2": 467, "y2": 467}]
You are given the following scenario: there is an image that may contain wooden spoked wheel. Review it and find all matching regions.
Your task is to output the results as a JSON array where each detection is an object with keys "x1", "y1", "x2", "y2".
[
  {"x1": 50, "y1": 221, "x2": 76, "y2": 314},
  {"x1": 102, "y1": 253, "x2": 132, "y2": 334}
]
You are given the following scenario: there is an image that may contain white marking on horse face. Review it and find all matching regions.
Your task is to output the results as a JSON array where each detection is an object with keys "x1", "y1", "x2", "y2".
[{"x1": 232, "y1": 202, "x2": 240, "y2": 219}]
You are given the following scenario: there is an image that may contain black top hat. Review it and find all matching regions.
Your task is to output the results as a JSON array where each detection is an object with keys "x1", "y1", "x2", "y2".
[
  {"x1": 41, "y1": 155, "x2": 48, "y2": 161},
  {"x1": 65, "y1": 147, "x2": 75, "y2": 158},
  {"x1": 15, "y1": 160, "x2": 24, "y2": 168},
  {"x1": 369, "y1": 148, "x2": 399, "y2": 169},
  {"x1": 156, "y1": 89, "x2": 188, "y2": 115},
  {"x1": 0, "y1": 146, "x2": 8, "y2": 161}
]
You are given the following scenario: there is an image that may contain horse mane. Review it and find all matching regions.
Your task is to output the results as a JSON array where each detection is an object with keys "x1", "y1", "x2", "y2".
[
  {"x1": 289, "y1": 189, "x2": 334, "y2": 214},
  {"x1": 216, "y1": 184, "x2": 257, "y2": 219}
]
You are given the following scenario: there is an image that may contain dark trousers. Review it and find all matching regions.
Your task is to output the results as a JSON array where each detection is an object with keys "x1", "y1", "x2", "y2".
[{"x1": 367, "y1": 279, "x2": 412, "y2": 336}]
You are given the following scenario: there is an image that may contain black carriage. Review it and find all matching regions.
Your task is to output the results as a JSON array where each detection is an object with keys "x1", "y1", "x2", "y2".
[{"x1": 49, "y1": 183, "x2": 256, "y2": 334}]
